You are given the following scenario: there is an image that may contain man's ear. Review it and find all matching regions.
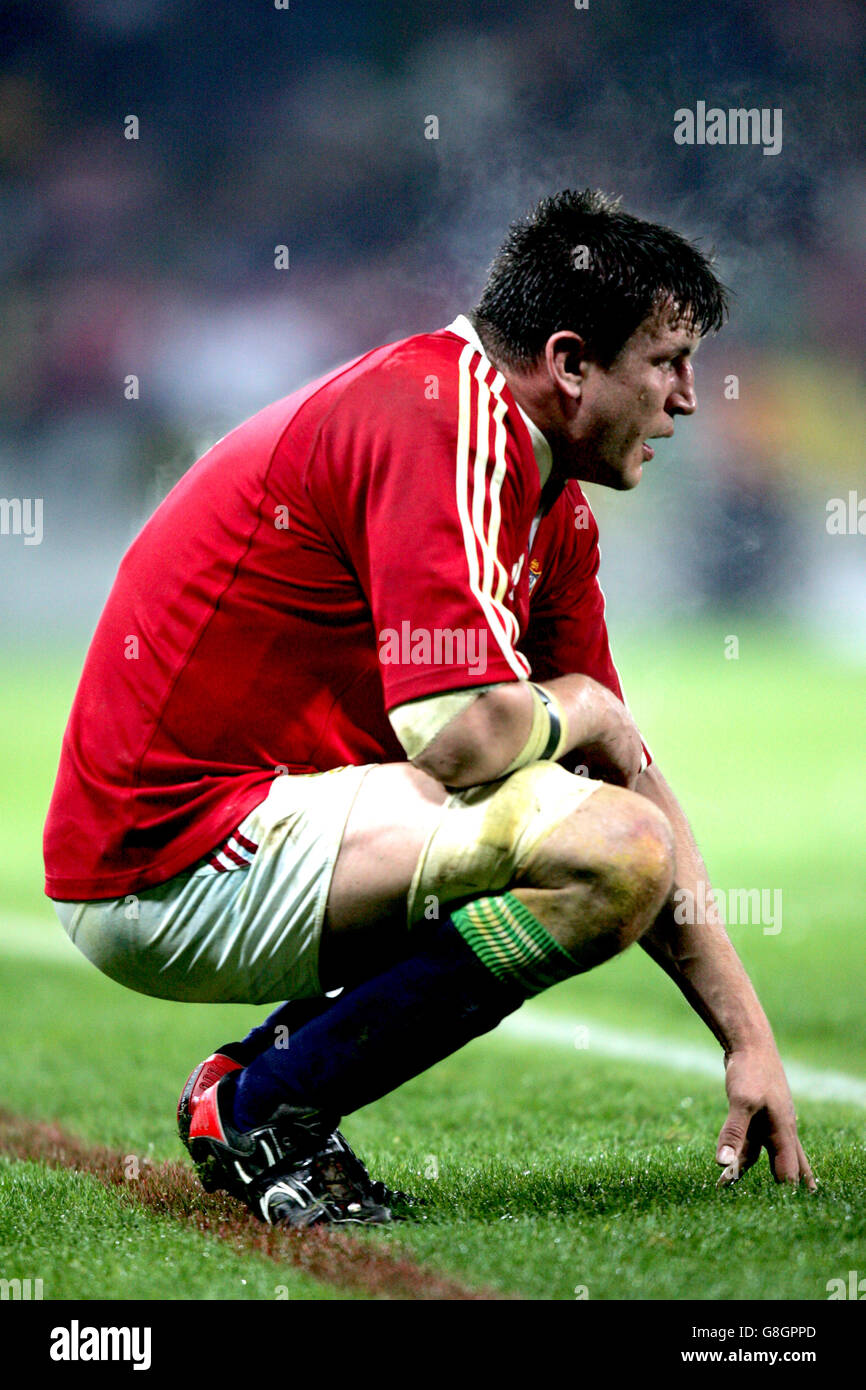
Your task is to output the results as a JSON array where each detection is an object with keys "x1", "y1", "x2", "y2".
[{"x1": 545, "y1": 331, "x2": 587, "y2": 399}]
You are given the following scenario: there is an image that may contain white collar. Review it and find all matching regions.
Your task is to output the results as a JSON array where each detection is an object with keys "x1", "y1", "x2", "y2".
[{"x1": 445, "y1": 314, "x2": 553, "y2": 489}]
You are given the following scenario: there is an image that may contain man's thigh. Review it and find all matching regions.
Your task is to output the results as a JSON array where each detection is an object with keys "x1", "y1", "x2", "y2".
[
  {"x1": 321, "y1": 760, "x2": 606, "y2": 985},
  {"x1": 326, "y1": 760, "x2": 615, "y2": 928},
  {"x1": 325, "y1": 763, "x2": 449, "y2": 933}
]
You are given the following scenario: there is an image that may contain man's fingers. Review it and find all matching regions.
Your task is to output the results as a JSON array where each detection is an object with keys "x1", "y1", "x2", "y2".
[
  {"x1": 795, "y1": 1134, "x2": 817, "y2": 1189},
  {"x1": 715, "y1": 1101, "x2": 756, "y2": 1170},
  {"x1": 797, "y1": 1138, "x2": 817, "y2": 1192},
  {"x1": 716, "y1": 1132, "x2": 760, "y2": 1186},
  {"x1": 716, "y1": 1156, "x2": 739, "y2": 1187},
  {"x1": 768, "y1": 1127, "x2": 816, "y2": 1188},
  {"x1": 717, "y1": 1114, "x2": 817, "y2": 1191}
]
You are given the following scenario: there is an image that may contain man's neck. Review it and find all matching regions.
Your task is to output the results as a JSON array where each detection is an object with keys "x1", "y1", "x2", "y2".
[{"x1": 466, "y1": 316, "x2": 561, "y2": 492}]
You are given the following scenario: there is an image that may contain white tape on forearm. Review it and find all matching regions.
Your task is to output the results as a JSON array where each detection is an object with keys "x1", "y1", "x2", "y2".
[
  {"x1": 390, "y1": 681, "x2": 567, "y2": 774},
  {"x1": 388, "y1": 686, "x2": 499, "y2": 761},
  {"x1": 500, "y1": 683, "x2": 569, "y2": 775}
]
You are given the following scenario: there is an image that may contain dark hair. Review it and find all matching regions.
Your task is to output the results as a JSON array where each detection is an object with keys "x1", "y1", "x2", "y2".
[{"x1": 472, "y1": 189, "x2": 729, "y2": 369}]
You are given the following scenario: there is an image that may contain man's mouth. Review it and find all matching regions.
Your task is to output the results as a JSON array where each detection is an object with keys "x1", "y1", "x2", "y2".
[{"x1": 641, "y1": 442, "x2": 654, "y2": 461}]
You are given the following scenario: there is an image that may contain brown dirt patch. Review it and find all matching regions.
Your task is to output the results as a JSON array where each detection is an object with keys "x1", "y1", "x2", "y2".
[{"x1": 0, "y1": 1108, "x2": 505, "y2": 1301}]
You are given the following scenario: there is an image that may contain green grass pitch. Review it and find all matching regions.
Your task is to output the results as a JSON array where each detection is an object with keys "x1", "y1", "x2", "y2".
[{"x1": 1, "y1": 625, "x2": 864, "y2": 1300}]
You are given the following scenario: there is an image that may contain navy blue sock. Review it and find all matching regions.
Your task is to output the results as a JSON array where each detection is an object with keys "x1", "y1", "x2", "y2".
[
  {"x1": 231, "y1": 915, "x2": 527, "y2": 1130},
  {"x1": 225, "y1": 995, "x2": 337, "y2": 1066}
]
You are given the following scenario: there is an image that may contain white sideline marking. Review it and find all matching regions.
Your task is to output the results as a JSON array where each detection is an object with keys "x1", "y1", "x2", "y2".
[
  {"x1": 501, "y1": 1011, "x2": 866, "y2": 1109},
  {"x1": 0, "y1": 913, "x2": 85, "y2": 965},
  {"x1": 4, "y1": 912, "x2": 866, "y2": 1109}
]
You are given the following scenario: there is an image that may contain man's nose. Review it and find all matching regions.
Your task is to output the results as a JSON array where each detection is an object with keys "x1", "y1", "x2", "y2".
[{"x1": 667, "y1": 360, "x2": 697, "y2": 415}]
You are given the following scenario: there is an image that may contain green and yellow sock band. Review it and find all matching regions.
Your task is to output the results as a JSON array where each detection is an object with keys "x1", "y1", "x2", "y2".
[{"x1": 451, "y1": 891, "x2": 576, "y2": 996}]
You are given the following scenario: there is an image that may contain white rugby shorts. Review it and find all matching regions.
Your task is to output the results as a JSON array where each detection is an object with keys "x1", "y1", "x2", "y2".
[{"x1": 52, "y1": 766, "x2": 373, "y2": 1005}]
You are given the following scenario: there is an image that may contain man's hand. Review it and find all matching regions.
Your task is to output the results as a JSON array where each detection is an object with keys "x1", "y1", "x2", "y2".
[
  {"x1": 716, "y1": 1046, "x2": 816, "y2": 1190},
  {"x1": 545, "y1": 673, "x2": 644, "y2": 788},
  {"x1": 634, "y1": 763, "x2": 817, "y2": 1195}
]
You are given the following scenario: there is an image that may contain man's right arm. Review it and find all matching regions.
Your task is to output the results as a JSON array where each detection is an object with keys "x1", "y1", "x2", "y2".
[{"x1": 392, "y1": 673, "x2": 645, "y2": 789}]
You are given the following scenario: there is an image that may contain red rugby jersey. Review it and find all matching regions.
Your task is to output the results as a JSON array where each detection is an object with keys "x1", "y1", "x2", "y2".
[{"x1": 44, "y1": 315, "x2": 641, "y2": 900}]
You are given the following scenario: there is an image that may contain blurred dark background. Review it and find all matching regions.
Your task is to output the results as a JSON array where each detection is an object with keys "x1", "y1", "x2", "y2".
[{"x1": 1, "y1": 0, "x2": 864, "y2": 652}]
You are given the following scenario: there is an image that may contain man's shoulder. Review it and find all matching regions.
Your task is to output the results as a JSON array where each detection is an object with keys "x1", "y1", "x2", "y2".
[
  {"x1": 200, "y1": 319, "x2": 525, "y2": 496},
  {"x1": 217, "y1": 319, "x2": 498, "y2": 457},
  {"x1": 293, "y1": 319, "x2": 538, "y2": 468},
  {"x1": 201, "y1": 327, "x2": 464, "y2": 448},
  {"x1": 315, "y1": 321, "x2": 477, "y2": 405},
  {"x1": 261, "y1": 323, "x2": 474, "y2": 447}
]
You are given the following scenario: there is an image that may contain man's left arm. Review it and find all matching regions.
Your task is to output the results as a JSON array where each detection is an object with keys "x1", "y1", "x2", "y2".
[
  {"x1": 525, "y1": 490, "x2": 813, "y2": 1188},
  {"x1": 635, "y1": 761, "x2": 815, "y2": 1190}
]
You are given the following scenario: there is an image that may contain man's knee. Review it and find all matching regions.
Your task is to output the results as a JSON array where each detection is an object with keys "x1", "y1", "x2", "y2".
[
  {"x1": 539, "y1": 789, "x2": 676, "y2": 956},
  {"x1": 597, "y1": 795, "x2": 675, "y2": 948},
  {"x1": 406, "y1": 761, "x2": 603, "y2": 925}
]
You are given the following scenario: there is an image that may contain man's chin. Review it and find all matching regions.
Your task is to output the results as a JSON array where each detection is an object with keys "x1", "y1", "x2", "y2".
[
  {"x1": 567, "y1": 453, "x2": 644, "y2": 490},
  {"x1": 621, "y1": 462, "x2": 643, "y2": 489},
  {"x1": 619, "y1": 447, "x2": 648, "y2": 489},
  {"x1": 600, "y1": 462, "x2": 643, "y2": 491}
]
